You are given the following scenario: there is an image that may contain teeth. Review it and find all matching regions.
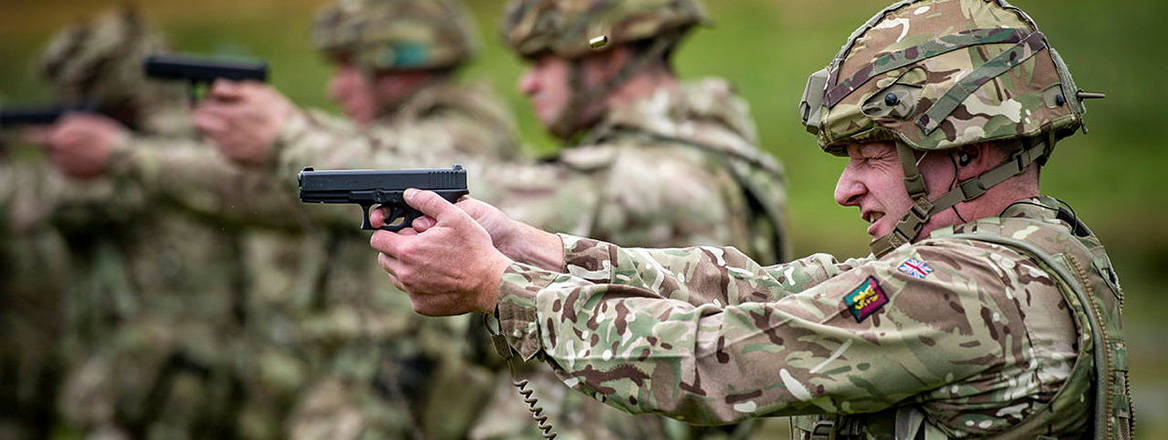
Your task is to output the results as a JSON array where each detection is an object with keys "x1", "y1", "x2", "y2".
[{"x1": 864, "y1": 212, "x2": 884, "y2": 224}]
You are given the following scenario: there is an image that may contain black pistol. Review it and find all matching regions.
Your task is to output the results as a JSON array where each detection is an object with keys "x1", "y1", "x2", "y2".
[
  {"x1": 144, "y1": 53, "x2": 268, "y2": 84},
  {"x1": 144, "y1": 53, "x2": 268, "y2": 102},
  {"x1": 0, "y1": 102, "x2": 98, "y2": 129},
  {"x1": 298, "y1": 165, "x2": 469, "y2": 231}
]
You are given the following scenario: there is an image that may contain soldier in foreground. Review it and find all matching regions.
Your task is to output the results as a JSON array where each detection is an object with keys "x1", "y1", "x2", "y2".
[{"x1": 369, "y1": 0, "x2": 1133, "y2": 438}]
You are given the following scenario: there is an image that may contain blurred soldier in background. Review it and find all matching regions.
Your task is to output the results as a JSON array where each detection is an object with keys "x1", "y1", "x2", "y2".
[
  {"x1": 11, "y1": 6, "x2": 251, "y2": 439},
  {"x1": 0, "y1": 124, "x2": 72, "y2": 439},
  {"x1": 185, "y1": 0, "x2": 521, "y2": 438},
  {"x1": 464, "y1": 1, "x2": 789, "y2": 438},
  {"x1": 38, "y1": 0, "x2": 520, "y2": 437}
]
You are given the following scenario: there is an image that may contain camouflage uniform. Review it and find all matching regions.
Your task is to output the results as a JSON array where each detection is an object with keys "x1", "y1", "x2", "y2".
[
  {"x1": 0, "y1": 163, "x2": 73, "y2": 439},
  {"x1": 108, "y1": 1, "x2": 518, "y2": 438},
  {"x1": 463, "y1": 1, "x2": 788, "y2": 439},
  {"x1": 25, "y1": 9, "x2": 249, "y2": 439},
  {"x1": 466, "y1": 78, "x2": 786, "y2": 440},
  {"x1": 489, "y1": 0, "x2": 1133, "y2": 439},
  {"x1": 298, "y1": 1, "x2": 789, "y2": 437}
]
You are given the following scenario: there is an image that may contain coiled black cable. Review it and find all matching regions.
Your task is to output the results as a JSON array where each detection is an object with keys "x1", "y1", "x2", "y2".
[{"x1": 509, "y1": 364, "x2": 557, "y2": 439}]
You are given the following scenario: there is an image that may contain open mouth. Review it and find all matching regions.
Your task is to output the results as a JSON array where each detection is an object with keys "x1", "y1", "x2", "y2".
[{"x1": 863, "y1": 211, "x2": 885, "y2": 236}]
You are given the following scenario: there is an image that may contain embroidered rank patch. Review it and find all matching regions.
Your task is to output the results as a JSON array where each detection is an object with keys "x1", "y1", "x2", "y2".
[
  {"x1": 897, "y1": 258, "x2": 933, "y2": 279},
  {"x1": 843, "y1": 276, "x2": 889, "y2": 323}
]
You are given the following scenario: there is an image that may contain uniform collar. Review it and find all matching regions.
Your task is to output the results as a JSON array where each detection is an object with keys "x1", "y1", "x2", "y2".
[{"x1": 997, "y1": 195, "x2": 1062, "y2": 222}]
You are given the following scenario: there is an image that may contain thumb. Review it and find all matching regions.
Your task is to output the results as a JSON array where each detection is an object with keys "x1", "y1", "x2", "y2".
[{"x1": 404, "y1": 189, "x2": 461, "y2": 224}]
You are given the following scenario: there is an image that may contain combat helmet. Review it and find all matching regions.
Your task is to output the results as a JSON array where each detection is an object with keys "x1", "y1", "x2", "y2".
[
  {"x1": 500, "y1": 0, "x2": 707, "y2": 138},
  {"x1": 37, "y1": 6, "x2": 184, "y2": 127},
  {"x1": 798, "y1": 0, "x2": 1101, "y2": 257},
  {"x1": 312, "y1": 0, "x2": 478, "y2": 71},
  {"x1": 501, "y1": 0, "x2": 706, "y2": 59}
]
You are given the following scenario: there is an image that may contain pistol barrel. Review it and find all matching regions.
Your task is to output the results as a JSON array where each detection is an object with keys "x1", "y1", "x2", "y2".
[{"x1": 144, "y1": 53, "x2": 268, "y2": 83}]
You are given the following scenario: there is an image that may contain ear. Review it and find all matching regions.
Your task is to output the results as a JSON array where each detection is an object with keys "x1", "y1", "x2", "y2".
[
  {"x1": 583, "y1": 44, "x2": 630, "y2": 79},
  {"x1": 954, "y1": 144, "x2": 994, "y2": 179}
]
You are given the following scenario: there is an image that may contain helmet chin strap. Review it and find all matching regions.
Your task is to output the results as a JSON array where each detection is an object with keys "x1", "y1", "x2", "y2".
[{"x1": 868, "y1": 135, "x2": 1053, "y2": 257}]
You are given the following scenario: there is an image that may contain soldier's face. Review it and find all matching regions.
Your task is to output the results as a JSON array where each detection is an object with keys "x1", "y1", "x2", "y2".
[
  {"x1": 519, "y1": 52, "x2": 615, "y2": 136},
  {"x1": 328, "y1": 59, "x2": 379, "y2": 124},
  {"x1": 519, "y1": 54, "x2": 573, "y2": 127},
  {"x1": 834, "y1": 142, "x2": 959, "y2": 239}
]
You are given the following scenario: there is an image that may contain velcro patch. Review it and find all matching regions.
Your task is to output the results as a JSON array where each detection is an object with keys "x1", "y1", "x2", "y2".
[
  {"x1": 897, "y1": 258, "x2": 933, "y2": 279},
  {"x1": 843, "y1": 276, "x2": 889, "y2": 323}
]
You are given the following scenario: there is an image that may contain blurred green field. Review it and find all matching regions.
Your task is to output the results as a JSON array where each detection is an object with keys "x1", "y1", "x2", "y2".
[{"x1": 3, "y1": 0, "x2": 1166, "y2": 437}]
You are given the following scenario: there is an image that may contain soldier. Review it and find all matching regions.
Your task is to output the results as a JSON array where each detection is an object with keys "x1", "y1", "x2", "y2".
[
  {"x1": 467, "y1": 2, "x2": 790, "y2": 438},
  {"x1": 275, "y1": 0, "x2": 788, "y2": 438},
  {"x1": 199, "y1": 0, "x2": 788, "y2": 438},
  {"x1": 193, "y1": 0, "x2": 518, "y2": 182},
  {"x1": 0, "y1": 151, "x2": 72, "y2": 439},
  {"x1": 19, "y1": 7, "x2": 251, "y2": 439},
  {"x1": 369, "y1": 0, "x2": 1133, "y2": 439},
  {"x1": 184, "y1": 1, "x2": 520, "y2": 439}
]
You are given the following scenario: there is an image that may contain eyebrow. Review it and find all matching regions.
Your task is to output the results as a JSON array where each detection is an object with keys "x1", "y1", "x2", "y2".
[{"x1": 852, "y1": 145, "x2": 880, "y2": 157}]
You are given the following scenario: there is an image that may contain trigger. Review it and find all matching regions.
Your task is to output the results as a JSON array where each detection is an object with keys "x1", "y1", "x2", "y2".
[{"x1": 379, "y1": 206, "x2": 407, "y2": 231}]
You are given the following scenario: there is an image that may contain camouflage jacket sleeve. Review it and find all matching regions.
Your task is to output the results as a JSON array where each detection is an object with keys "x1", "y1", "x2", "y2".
[
  {"x1": 106, "y1": 134, "x2": 349, "y2": 229},
  {"x1": 495, "y1": 235, "x2": 1064, "y2": 427},
  {"x1": 556, "y1": 234, "x2": 867, "y2": 305}
]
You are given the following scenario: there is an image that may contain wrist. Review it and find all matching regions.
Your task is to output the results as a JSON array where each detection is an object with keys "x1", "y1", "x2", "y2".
[
  {"x1": 267, "y1": 110, "x2": 308, "y2": 169},
  {"x1": 476, "y1": 251, "x2": 513, "y2": 314},
  {"x1": 103, "y1": 130, "x2": 133, "y2": 175},
  {"x1": 498, "y1": 222, "x2": 564, "y2": 272}
]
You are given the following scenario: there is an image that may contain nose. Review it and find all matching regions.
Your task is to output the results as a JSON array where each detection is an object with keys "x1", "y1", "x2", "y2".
[
  {"x1": 518, "y1": 67, "x2": 539, "y2": 97},
  {"x1": 834, "y1": 161, "x2": 866, "y2": 207}
]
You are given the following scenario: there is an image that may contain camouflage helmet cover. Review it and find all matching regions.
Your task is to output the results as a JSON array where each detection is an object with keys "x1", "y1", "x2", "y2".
[
  {"x1": 312, "y1": 0, "x2": 478, "y2": 71},
  {"x1": 800, "y1": 0, "x2": 1087, "y2": 156},
  {"x1": 37, "y1": 6, "x2": 173, "y2": 107},
  {"x1": 501, "y1": 0, "x2": 707, "y2": 59}
]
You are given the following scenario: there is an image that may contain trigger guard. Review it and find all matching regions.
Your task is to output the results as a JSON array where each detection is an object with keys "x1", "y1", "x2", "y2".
[{"x1": 378, "y1": 206, "x2": 421, "y2": 232}]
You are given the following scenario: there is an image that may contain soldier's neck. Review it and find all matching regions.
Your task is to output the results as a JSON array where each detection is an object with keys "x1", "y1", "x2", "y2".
[{"x1": 605, "y1": 69, "x2": 678, "y2": 110}]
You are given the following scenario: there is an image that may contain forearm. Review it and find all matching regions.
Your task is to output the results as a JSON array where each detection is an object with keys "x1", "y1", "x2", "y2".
[
  {"x1": 494, "y1": 263, "x2": 833, "y2": 425},
  {"x1": 496, "y1": 221, "x2": 564, "y2": 272},
  {"x1": 494, "y1": 241, "x2": 1013, "y2": 425},
  {"x1": 109, "y1": 136, "x2": 317, "y2": 228},
  {"x1": 556, "y1": 234, "x2": 812, "y2": 306}
]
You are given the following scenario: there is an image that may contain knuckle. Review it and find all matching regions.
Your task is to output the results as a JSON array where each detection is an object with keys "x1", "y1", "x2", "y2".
[{"x1": 396, "y1": 240, "x2": 417, "y2": 258}]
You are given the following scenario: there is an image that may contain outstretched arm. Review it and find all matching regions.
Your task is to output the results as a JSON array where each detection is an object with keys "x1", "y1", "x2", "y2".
[{"x1": 371, "y1": 191, "x2": 1019, "y2": 426}]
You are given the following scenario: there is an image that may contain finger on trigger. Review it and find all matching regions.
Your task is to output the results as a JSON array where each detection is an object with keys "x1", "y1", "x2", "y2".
[{"x1": 403, "y1": 189, "x2": 458, "y2": 223}]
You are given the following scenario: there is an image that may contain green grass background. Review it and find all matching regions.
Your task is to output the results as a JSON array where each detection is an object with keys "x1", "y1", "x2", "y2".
[{"x1": 2, "y1": 0, "x2": 1165, "y2": 437}]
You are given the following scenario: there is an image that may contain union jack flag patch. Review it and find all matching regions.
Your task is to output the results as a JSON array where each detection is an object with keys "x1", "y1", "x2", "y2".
[{"x1": 898, "y1": 258, "x2": 933, "y2": 279}]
